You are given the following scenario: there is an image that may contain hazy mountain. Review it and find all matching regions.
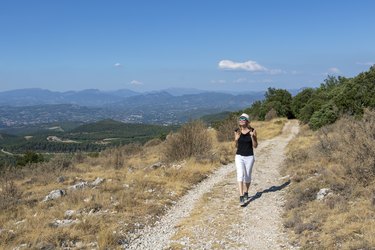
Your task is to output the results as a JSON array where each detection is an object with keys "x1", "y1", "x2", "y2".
[
  {"x1": 0, "y1": 88, "x2": 139, "y2": 107},
  {"x1": 0, "y1": 89, "x2": 265, "y2": 126},
  {"x1": 163, "y1": 88, "x2": 209, "y2": 96}
]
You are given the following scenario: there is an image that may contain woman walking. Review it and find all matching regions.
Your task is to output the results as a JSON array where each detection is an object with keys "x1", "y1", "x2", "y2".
[{"x1": 234, "y1": 113, "x2": 258, "y2": 206}]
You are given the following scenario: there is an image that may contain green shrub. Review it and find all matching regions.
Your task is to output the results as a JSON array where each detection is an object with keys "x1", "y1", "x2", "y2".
[
  {"x1": 309, "y1": 103, "x2": 339, "y2": 130},
  {"x1": 16, "y1": 151, "x2": 44, "y2": 166}
]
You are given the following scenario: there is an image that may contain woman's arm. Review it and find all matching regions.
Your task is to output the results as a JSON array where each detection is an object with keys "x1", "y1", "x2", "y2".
[
  {"x1": 234, "y1": 130, "x2": 240, "y2": 147},
  {"x1": 250, "y1": 129, "x2": 258, "y2": 148}
]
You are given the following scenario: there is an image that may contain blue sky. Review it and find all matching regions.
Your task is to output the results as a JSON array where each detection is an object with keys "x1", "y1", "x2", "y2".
[{"x1": 1, "y1": 0, "x2": 374, "y2": 92}]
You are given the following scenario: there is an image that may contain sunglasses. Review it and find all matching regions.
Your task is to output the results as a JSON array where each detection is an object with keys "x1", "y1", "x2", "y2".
[{"x1": 239, "y1": 117, "x2": 248, "y2": 121}]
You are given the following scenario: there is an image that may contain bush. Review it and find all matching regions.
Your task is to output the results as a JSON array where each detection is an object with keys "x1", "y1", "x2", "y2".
[
  {"x1": 265, "y1": 108, "x2": 278, "y2": 121},
  {"x1": 47, "y1": 154, "x2": 73, "y2": 171},
  {"x1": 16, "y1": 151, "x2": 44, "y2": 166},
  {"x1": 101, "y1": 143, "x2": 142, "y2": 169},
  {"x1": 309, "y1": 103, "x2": 339, "y2": 130},
  {"x1": 216, "y1": 115, "x2": 238, "y2": 142},
  {"x1": 0, "y1": 178, "x2": 22, "y2": 210},
  {"x1": 163, "y1": 120, "x2": 212, "y2": 162},
  {"x1": 317, "y1": 109, "x2": 375, "y2": 185}
]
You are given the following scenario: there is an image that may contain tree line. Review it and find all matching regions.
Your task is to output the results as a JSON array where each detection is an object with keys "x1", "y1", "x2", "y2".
[{"x1": 243, "y1": 66, "x2": 375, "y2": 130}]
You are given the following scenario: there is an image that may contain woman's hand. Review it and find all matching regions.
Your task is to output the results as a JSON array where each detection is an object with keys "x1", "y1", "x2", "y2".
[
  {"x1": 250, "y1": 129, "x2": 258, "y2": 148},
  {"x1": 250, "y1": 130, "x2": 255, "y2": 137}
]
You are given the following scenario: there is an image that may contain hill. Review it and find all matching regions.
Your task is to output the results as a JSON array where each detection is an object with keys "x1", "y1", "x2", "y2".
[
  {"x1": 0, "y1": 119, "x2": 178, "y2": 155},
  {"x1": 0, "y1": 90, "x2": 265, "y2": 126}
]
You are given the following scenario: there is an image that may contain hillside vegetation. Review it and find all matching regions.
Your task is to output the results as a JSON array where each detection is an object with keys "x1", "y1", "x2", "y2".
[
  {"x1": 282, "y1": 110, "x2": 375, "y2": 249},
  {"x1": 0, "y1": 119, "x2": 178, "y2": 168},
  {"x1": 0, "y1": 118, "x2": 285, "y2": 249},
  {"x1": 243, "y1": 66, "x2": 375, "y2": 130}
]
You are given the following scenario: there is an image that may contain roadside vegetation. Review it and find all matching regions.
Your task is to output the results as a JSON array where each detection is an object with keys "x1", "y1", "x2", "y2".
[
  {"x1": 282, "y1": 110, "x2": 375, "y2": 249},
  {"x1": 0, "y1": 117, "x2": 285, "y2": 249}
]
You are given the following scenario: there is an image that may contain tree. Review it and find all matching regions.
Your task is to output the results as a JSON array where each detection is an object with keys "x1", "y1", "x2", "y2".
[
  {"x1": 291, "y1": 88, "x2": 315, "y2": 119},
  {"x1": 264, "y1": 88, "x2": 294, "y2": 119}
]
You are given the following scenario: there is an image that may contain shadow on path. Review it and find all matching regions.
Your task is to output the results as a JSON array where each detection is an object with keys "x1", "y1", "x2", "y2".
[{"x1": 243, "y1": 180, "x2": 291, "y2": 207}]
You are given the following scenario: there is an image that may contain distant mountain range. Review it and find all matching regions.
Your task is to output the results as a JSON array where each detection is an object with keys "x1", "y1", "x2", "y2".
[
  {"x1": 0, "y1": 87, "x2": 302, "y2": 126},
  {"x1": 0, "y1": 88, "x2": 139, "y2": 107}
]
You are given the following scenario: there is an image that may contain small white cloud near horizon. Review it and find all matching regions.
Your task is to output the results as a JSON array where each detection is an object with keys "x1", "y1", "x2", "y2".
[
  {"x1": 328, "y1": 67, "x2": 341, "y2": 74},
  {"x1": 218, "y1": 59, "x2": 285, "y2": 76},
  {"x1": 218, "y1": 60, "x2": 267, "y2": 72},
  {"x1": 356, "y1": 62, "x2": 374, "y2": 66},
  {"x1": 114, "y1": 63, "x2": 122, "y2": 67},
  {"x1": 130, "y1": 80, "x2": 143, "y2": 85},
  {"x1": 322, "y1": 67, "x2": 341, "y2": 76}
]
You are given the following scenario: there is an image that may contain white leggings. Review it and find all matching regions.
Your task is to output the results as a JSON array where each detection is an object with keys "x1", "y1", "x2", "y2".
[{"x1": 235, "y1": 154, "x2": 255, "y2": 183}]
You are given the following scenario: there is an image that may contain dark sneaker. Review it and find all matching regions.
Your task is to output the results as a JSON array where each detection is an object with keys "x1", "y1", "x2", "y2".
[
  {"x1": 240, "y1": 196, "x2": 245, "y2": 206},
  {"x1": 244, "y1": 192, "x2": 249, "y2": 201}
]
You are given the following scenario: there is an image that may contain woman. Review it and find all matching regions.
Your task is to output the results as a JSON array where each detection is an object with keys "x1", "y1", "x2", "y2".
[{"x1": 234, "y1": 113, "x2": 258, "y2": 206}]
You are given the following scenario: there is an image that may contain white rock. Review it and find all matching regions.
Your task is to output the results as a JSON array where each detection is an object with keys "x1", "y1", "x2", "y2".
[
  {"x1": 13, "y1": 243, "x2": 29, "y2": 250},
  {"x1": 316, "y1": 188, "x2": 331, "y2": 201},
  {"x1": 91, "y1": 177, "x2": 104, "y2": 186},
  {"x1": 69, "y1": 181, "x2": 88, "y2": 190},
  {"x1": 64, "y1": 210, "x2": 76, "y2": 218},
  {"x1": 50, "y1": 219, "x2": 79, "y2": 227},
  {"x1": 43, "y1": 189, "x2": 66, "y2": 202}
]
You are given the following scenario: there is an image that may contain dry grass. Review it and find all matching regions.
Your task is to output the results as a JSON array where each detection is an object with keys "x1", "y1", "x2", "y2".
[
  {"x1": 0, "y1": 119, "x2": 285, "y2": 249},
  {"x1": 251, "y1": 118, "x2": 288, "y2": 140},
  {"x1": 0, "y1": 131, "x2": 216, "y2": 249},
  {"x1": 282, "y1": 110, "x2": 375, "y2": 249}
]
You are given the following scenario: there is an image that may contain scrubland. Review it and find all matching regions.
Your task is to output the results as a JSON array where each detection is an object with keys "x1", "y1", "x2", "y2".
[
  {"x1": 0, "y1": 119, "x2": 286, "y2": 249},
  {"x1": 282, "y1": 109, "x2": 375, "y2": 249}
]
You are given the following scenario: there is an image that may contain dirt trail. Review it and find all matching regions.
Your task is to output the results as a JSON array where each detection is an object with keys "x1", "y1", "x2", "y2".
[{"x1": 127, "y1": 120, "x2": 299, "y2": 249}]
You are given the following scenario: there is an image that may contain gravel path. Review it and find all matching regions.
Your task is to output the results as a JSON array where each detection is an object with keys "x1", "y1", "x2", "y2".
[{"x1": 126, "y1": 120, "x2": 299, "y2": 250}]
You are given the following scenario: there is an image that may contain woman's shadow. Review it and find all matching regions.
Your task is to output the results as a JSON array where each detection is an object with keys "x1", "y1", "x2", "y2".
[{"x1": 243, "y1": 180, "x2": 291, "y2": 207}]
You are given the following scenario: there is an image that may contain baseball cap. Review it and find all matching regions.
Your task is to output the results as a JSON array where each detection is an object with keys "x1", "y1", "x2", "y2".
[{"x1": 239, "y1": 113, "x2": 249, "y2": 121}]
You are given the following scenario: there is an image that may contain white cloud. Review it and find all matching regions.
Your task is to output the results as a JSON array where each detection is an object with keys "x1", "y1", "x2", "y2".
[
  {"x1": 114, "y1": 63, "x2": 122, "y2": 67},
  {"x1": 130, "y1": 80, "x2": 143, "y2": 85},
  {"x1": 356, "y1": 62, "x2": 374, "y2": 66},
  {"x1": 218, "y1": 60, "x2": 267, "y2": 72},
  {"x1": 218, "y1": 59, "x2": 285, "y2": 76},
  {"x1": 322, "y1": 67, "x2": 341, "y2": 76},
  {"x1": 328, "y1": 67, "x2": 340, "y2": 74}
]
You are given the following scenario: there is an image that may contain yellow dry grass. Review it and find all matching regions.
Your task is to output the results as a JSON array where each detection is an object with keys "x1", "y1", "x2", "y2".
[
  {"x1": 0, "y1": 120, "x2": 285, "y2": 249},
  {"x1": 282, "y1": 112, "x2": 375, "y2": 249},
  {"x1": 251, "y1": 118, "x2": 288, "y2": 140}
]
